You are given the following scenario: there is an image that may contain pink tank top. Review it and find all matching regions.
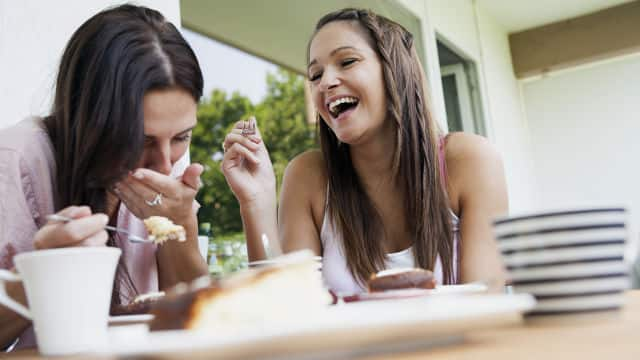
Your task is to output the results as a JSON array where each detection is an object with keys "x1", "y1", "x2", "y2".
[{"x1": 320, "y1": 137, "x2": 460, "y2": 295}]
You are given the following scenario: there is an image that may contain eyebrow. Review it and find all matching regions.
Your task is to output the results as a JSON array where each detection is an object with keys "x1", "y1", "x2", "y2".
[
  {"x1": 308, "y1": 46, "x2": 360, "y2": 70},
  {"x1": 144, "y1": 125, "x2": 196, "y2": 139}
]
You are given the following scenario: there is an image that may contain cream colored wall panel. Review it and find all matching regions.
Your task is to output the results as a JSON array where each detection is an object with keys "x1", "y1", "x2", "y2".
[
  {"x1": 474, "y1": 4, "x2": 536, "y2": 213},
  {"x1": 523, "y1": 54, "x2": 640, "y2": 225},
  {"x1": 427, "y1": 0, "x2": 481, "y2": 60}
]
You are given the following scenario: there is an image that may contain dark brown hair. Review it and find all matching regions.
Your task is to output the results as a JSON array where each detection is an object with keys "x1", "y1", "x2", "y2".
[
  {"x1": 43, "y1": 4, "x2": 203, "y2": 304},
  {"x1": 311, "y1": 9, "x2": 455, "y2": 285}
]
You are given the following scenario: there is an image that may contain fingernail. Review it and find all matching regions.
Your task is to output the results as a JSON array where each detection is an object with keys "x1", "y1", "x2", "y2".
[
  {"x1": 133, "y1": 170, "x2": 144, "y2": 180},
  {"x1": 250, "y1": 136, "x2": 261, "y2": 143},
  {"x1": 98, "y1": 214, "x2": 109, "y2": 225}
]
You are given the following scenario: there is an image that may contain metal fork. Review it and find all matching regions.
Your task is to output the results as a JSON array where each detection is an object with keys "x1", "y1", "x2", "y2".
[
  {"x1": 46, "y1": 214, "x2": 152, "y2": 244},
  {"x1": 241, "y1": 118, "x2": 256, "y2": 136}
]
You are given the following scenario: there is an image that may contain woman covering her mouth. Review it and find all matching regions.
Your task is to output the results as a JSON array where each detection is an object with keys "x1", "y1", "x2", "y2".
[{"x1": 0, "y1": 4, "x2": 208, "y2": 350}]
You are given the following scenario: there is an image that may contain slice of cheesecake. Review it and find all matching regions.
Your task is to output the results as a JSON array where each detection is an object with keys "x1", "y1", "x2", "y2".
[{"x1": 149, "y1": 250, "x2": 332, "y2": 332}]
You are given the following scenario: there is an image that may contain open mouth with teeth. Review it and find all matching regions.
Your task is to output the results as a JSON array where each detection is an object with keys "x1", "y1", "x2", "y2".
[{"x1": 328, "y1": 96, "x2": 359, "y2": 119}]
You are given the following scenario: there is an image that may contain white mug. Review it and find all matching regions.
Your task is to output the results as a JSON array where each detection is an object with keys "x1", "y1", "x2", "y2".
[{"x1": 0, "y1": 247, "x2": 121, "y2": 355}]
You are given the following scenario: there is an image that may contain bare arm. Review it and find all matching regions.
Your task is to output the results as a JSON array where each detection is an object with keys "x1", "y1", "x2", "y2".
[
  {"x1": 278, "y1": 151, "x2": 325, "y2": 255},
  {"x1": 232, "y1": 150, "x2": 324, "y2": 258},
  {"x1": 446, "y1": 133, "x2": 508, "y2": 291},
  {"x1": 158, "y1": 165, "x2": 208, "y2": 288},
  {"x1": 221, "y1": 119, "x2": 324, "y2": 259},
  {"x1": 156, "y1": 212, "x2": 208, "y2": 289},
  {"x1": 222, "y1": 119, "x2": 279, "y2": 261},
  {"x1": 240, "y1": 195, "x2": 278, "y2": 261}
]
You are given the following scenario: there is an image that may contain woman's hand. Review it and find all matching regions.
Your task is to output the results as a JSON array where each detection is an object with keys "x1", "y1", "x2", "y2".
[
  {"x1": 113, "y1": 164, "x2": 203, "y2": 226},
  {"x1": 221, "y1": 117, "x2": 279, "y2": 260},
  {"x1": 221, "y1": 117, "x2": 276, "y2": 206},
  {"x1": 34, "y1": 206, "x2": 109, "y2": 249},
  {"x1": 115, "y1": 164, "x2": 208, "y2": 286}
]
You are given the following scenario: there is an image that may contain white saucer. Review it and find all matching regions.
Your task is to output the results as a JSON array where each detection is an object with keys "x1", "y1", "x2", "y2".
[{"x1": 109, "y1": 314, "x2": 154, "y2": 326}]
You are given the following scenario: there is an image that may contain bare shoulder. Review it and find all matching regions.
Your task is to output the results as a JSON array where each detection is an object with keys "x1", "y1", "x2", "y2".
[
  {"x1": 284, "y1": 149, "x2": 327, "y2": 188},
  {"x1": 443, "y1": 132, "x2": 506, "y2": 211},
  {"x1": 281, "y1": 149, "x2": 328, "y2": 226},
  {"x1": 444, "y1": 132, "x2": 501, "y2": 165}
]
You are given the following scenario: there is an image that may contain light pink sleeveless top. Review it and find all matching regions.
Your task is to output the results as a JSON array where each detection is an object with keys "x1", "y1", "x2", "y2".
[{"x1": 320, "y1": 137, "x2": 460, "y2": 295}]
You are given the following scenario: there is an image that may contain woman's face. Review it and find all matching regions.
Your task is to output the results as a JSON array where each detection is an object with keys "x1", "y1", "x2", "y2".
[
  {"x1": 308, "y1": 21, "x2": 387, "y2": 145},
  {"x1": 138, "y1": 88, "x2": 197, "y2": 175}
]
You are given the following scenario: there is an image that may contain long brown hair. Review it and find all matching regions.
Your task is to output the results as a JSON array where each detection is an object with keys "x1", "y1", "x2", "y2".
[
  {"x1": 43, "y1": 5, "x2": 203, "y2": 304},
  {"x1": 311, "y1": 9, "x2": 455, "y2": 285}
]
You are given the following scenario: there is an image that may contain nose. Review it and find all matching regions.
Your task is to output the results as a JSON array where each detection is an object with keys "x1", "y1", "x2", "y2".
[
  {"x1": 318, "y1": 67, "x2": 340, "y2": 92},
  {"x1": 148, "y1": 143, "x2": 173, "y2": 175}
]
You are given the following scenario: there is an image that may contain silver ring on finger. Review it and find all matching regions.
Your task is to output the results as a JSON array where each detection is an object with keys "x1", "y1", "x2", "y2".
[{"x1": 145, "y1": 193, "x2": 163, "y2": 207}]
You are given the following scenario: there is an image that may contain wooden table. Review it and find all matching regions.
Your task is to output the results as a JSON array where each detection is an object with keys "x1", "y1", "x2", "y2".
[
  {"x1": 368, "y1": 290, "x2": 640, "y2": 360},
  {"x1": 7, "y1": 291, "x2": 640, "y2": 359}
]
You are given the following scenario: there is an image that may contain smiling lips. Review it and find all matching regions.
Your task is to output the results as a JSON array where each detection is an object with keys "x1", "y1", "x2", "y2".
[{"x1": 326, "y1": 96, "x2": 359, "y2": 119}]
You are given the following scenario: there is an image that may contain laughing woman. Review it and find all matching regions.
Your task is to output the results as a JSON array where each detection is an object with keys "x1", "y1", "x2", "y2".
[
  {"x1": 0, "y1": 5, "x2": 207, "y2": 350},
  {"x1": 221, "y1": 9, "x2": 508, "y2": 295}
]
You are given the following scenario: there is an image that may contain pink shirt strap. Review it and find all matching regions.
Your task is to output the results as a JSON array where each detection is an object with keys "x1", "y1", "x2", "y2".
[{"x1": 438, "y1": 134, "x2": 450, "y2": 187}]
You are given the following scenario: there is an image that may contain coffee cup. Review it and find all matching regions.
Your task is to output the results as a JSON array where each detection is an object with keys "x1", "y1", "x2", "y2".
[{"x1": 0, "y1": 247, "x2": 121, "y2": 355}]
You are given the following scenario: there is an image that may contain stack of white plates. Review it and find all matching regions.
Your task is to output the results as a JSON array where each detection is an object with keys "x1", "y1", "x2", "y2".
[{"x1": 494, "y1": 207, "x2": 630, "y2": 315}]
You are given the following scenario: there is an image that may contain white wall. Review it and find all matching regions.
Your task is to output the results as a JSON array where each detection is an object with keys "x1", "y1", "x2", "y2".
[
  {"x1": 472, "y1": 3, "x2": 536, "y2": 213},
  {"x1": 522, "y1": 54, "x2": 640, "y2": 219},
  {"x1": 403, "y1": 0, "x2": 536, "y2": 213},
  {"x1": 427, "y1": 0, "x2": 481, "y2": 60},
  {"x1": 0, "y1": 0, "x2": 180, "y2": 129}
]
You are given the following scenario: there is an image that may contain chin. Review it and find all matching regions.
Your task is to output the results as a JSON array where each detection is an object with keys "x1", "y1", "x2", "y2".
[
  {"x1": 336, "y1": 130, "x2": 367, "y2": 146},
  {"x1": 334, "y1": 133, "x2": 355, "y2": 146},
  {"x1": 332, "y1": 126, "x2": 358, "y2": 144}
]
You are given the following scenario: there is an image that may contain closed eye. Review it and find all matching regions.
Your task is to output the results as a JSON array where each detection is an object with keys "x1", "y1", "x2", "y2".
[
  {"x1": 173, "y1": 134, "x2": 191, "y2": 143},
  {"x1": 341, "y1": 58, "x2": 357, "y2": 67},
  {"x1": 309, "y1": 71, "x2": 323, "y2": 82}
]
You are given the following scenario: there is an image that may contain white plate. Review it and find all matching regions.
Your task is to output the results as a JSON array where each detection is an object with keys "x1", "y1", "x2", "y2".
[
  {"x1": 508, "y1": 261, "x2": 627, "y2": 281},
  {"x1": 532, "y1": 292, "x2": 624, "y2": 313},
  {"x1": 248, "y1": 256, "x2": 322, "y2": 268},
  {"x1": 340, "y1": 283, "x2": 488, "y2": 302},
  {"x1": 100, "y1": 293, "x2": 534, "y2": 359},
  {"x1": 432, "y1": 283, "x2": 488, "y2": 295},
  {"x1": 108, "y1": 314, "x2": 154, "y2": 325}
]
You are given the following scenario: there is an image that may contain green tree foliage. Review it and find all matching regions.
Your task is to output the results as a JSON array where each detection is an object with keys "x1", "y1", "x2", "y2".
[
  {"x1": 191, "y1": 69, "x2": 316, "y2": 237},
  {"x1": 256, "y1": 70, "x2": 317, "y2": 190},
  {"x1": 191, "y1": 90, "x2": 253, "y2": 236}
]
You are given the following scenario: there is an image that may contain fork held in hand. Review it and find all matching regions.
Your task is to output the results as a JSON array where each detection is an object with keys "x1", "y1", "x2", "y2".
[
  {"x1": 241, "y1": 117, "x2": 256, "y2": 136},
  {"x1": 46, "y1": 214, "x2": 152, "y2": 244}
]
